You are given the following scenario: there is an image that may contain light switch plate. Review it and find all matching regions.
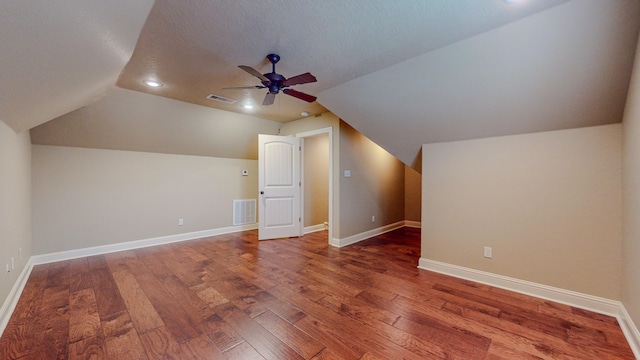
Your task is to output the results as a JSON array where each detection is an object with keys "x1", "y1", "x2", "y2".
[{"x1": 483, "y1": 246, "x2": 493, "y2": 259}]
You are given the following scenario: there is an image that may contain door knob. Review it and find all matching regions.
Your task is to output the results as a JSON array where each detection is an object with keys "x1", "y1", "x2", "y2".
[{"x1": 260, "y1": 191, "x2": 264, "y2": 195}]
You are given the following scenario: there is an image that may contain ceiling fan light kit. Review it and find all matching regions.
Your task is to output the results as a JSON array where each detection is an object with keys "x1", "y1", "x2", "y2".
[{"x1": 223, "y1": 54, "x2": 317, "y2": 106}]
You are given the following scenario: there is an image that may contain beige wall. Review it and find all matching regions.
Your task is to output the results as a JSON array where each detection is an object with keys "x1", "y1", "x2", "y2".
[
  {"x1": 422, "y1": 124, "x2": 622, "y2": 299},
  {"x1": 404, "y1": 166, "x2": 421, "y2": 222},
  {"x1": 32, "y1": 145, "x2": 258, "y2": 254},
  {"x1": 339, "y1": 121, "x2": 405, "y2": 238},
  {"x1": 303, "y1": 134, "x2": 329, "y2": 227},
  {"x1": 622, "y1": 36, "x2": 640, "y2": 330},
  {"x1": 0, "y1": 121, "x2": 31, "y2": 306}
]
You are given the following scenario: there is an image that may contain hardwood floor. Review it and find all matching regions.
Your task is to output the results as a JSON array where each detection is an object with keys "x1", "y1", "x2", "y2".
[{"x1": 0, "y1": 227, "x2": 635, "y2": 359}]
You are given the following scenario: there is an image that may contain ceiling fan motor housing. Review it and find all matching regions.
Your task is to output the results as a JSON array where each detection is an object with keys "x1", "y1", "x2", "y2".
[{"x1": 264, "y1": 72, "x2": 286, "y2": 94}]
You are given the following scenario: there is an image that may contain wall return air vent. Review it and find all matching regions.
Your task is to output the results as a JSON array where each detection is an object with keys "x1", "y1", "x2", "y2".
[
  {"x1": 206, "y1": 93, "x2": 236, "y2": 104},
  {"x1": 233, "y1": 199, "x2": 256, "y2": 226}
]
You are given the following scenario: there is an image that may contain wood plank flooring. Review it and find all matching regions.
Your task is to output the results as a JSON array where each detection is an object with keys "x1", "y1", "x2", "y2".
[{"x1": 0, "y1": 228, "x2": 635, "y2": 359}]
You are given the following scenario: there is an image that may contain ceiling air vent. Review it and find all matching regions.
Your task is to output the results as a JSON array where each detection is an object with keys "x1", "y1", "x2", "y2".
[{"x1": 206, "y1": 94, "x2": 236, "y2": 104}]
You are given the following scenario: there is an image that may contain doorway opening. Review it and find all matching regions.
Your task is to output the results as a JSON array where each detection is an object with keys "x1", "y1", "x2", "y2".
[{"x1": 297, "y1": 127, "x2": 333, "y2": 243}]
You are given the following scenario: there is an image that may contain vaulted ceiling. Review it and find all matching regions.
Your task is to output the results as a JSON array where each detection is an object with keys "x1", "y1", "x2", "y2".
[
  {"x1": 115, "y1": 0, "x2": 571, "y2": 122},
  {"x1": 319, "y1": 0, "x2": 640, "y2": 167},
  {"x1": 0, "y1": 0, "x2": 154, "y2": 133},
  {"x1": 4, "y1": 1, "x2": 640, "y2": 166}
]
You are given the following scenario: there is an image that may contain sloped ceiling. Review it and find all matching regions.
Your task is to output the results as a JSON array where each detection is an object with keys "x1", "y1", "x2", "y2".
[
  {"x1": 18, "y1": 1, "x2": 640, "y2": 165},
  {"x1": 318, "y1": 0, "x2": 640, "y2": 168},
  {"x1": 116, "y1": 0, "x2": 570, "y2": 122},
  {"x1": 0, "y1": 0, "x2": 154, "y2": 133},
  {"x1": 30, "y1": 87, "x2": 281, "y2": 160}
]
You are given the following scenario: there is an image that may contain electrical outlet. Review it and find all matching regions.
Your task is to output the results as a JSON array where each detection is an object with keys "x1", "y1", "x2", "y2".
[
  {"x1": 371, "y1": 215, "x2": 375, "y2": 222},
  {"x1": 483, "y1": 246, "x2": 493, "y2": 259},
  {"x1": 178, "y1": 218, "x2": 184, "y2": 226}
]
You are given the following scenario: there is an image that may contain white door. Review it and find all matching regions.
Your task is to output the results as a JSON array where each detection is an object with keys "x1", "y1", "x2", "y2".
[{"x1": 258, "y1": 134, "x2": 303, "y2": 240}]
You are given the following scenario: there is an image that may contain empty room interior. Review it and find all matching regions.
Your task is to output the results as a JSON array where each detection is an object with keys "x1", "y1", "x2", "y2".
[{"x1": 3, "y1": 0, "x2": 640, "y2": 358}]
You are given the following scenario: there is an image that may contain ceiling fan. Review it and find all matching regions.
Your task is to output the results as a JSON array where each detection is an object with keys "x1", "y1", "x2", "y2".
[{"x1": 223, "y1": 54, "x2": 317, "y2": 106}]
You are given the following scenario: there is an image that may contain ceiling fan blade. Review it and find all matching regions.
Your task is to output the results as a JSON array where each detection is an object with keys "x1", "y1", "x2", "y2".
[
  {"x1": 282, "y1": 72, "x2": 317, "y2": 87},
  {"x1": 263, "y1": 92, "x2": 276, "y2": 106},
  {"x1": 222, "y1": 85, "x2": 265, "y2": 90},
  {"x1": 283, "y1": 88, "x2": 317, "y2": 103},
  {"x1": 238, "y1": 65, "x2": 269, "y2": 82}
]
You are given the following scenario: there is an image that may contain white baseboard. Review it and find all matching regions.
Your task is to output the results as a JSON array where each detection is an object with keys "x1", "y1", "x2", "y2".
[
  {"x1": 404, "y1": 220, "x2": 421, "y2": 228},
  {"x1": 0, "y1": 259, "x2": 34, "y2": 338},
  {"x1": 418, "y1": 258, "x2": 640, "y2": 359},
  {"x1": 31, "y1": 224, "x2": 257, "y2": 265},
  {"x1": 329, "y1": 220, "x2": 420, "y2": 247},
  {"x1": 330, "y1": 221, "x2": 406, "y2": 248},
  {"x1": 619, "y1": 303, "x2": 640, "y2": 359},
  {"x1": 304, "y1": 224, "x2": 326, "y2": 234}
]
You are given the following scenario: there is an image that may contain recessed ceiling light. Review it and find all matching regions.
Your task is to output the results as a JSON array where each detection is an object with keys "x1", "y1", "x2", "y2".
[
  {"x1": 301, "y1": 111, "x2": 310, "y2": 117},
  {"x1": 143, "y1": 79, "x2": 162, "y2": 87},
  {"x1": 243, "y1": 104, "x2": 254, "y2": 110}
]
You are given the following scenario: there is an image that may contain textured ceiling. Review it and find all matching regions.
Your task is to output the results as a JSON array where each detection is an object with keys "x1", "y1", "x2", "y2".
[
  {"x1": 319, "y1": 0, "x2": 640, "y2": 167},
  {"x1": 10, "y1": 0, "x2": 640, "y2": 167},
  {"x1": 117, "y1": 0, "x2": 570, "y2": 122},
  {"x1": 30, "y1": 87, "x2": 282, "y2": 160},
  {"x1": 0, "y1": 0, "x2": 154, "y2": 133}
]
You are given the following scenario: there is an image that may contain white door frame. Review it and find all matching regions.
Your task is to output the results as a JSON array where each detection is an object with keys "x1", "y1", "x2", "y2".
[{"x1": 295, "y1": 127, "x2": 334, "y2": 243}]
